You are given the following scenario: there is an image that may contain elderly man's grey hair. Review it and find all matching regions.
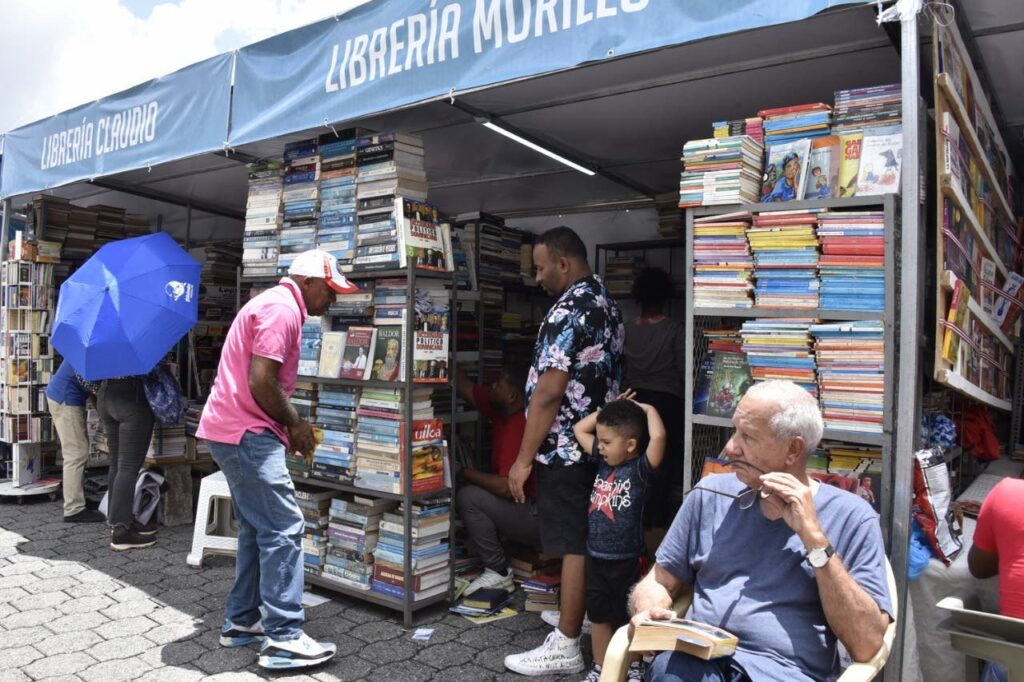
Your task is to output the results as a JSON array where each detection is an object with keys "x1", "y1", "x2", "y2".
[{"x1": 744, "y1": 380, "x2": 823, "y2": 456}]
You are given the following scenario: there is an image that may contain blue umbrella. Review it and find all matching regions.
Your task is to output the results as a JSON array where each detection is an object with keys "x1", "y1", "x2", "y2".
[{"x1": 52, "y1": 231, "x2": 201, "y2": 381}]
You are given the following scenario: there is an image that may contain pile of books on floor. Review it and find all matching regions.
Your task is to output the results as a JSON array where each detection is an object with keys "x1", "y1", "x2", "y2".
[
  {"x1": 523, "y1": 573, "x2": 561, "y2": 612},
  {"x1": 759, "y1": 103, "x2": 831, "y2": 146},
  {"x1": 713, "y1": 117, "x2": 763, "y2": 144},
  {"x1": 747, "y1": 210, "x2": 820, "y2": 309},
  {"x1": 324, "y1": 495, "x2": 398, "y2": 590},
  {"x1": 242, "y1": 161, "x2": 283, "y2": 277},
  {"x1": 740, "y1": 319, "x2": 817, "y2": 397},
  {"x1": 279, "y1": 138, "x2": 321, "y2": 273},
  {"x1": 312, "y1": 386, "x2": 359, "y2": 484},
  {"x1": 297, "y1": 487, "x2": 333, "y2": 575},
  {"x1": 832, "y1": 84, "x2": 901, "y2": 135},
  {"x1": 679, "y1": 136, "x2": 764, "y2": 207},
  {"x1": 810, "y1": 320, "x2": 884, "y2": 434},
  {"x1": 373, "y1": 497, "x2": 452, "y2": 602},
  {"x1": 692, "y1": 212, "x2": 754, "y2": 308},
  {"x1": 318, "y1": 131, "x2": 359, "y2": 270},
  {"x1": 604, "y1": 256, "x2": 644, "y2": 297},
  {"x1": 817, "y1": 211, "x2": 885, "y2": 311}
]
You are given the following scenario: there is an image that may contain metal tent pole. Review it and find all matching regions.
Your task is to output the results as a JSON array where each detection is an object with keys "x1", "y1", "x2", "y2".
[
  {"x1": 887, "y1": 6, "x2": 924, "y2": 678},
  {"x1": 0, "y1": 198, "x2": 10, "y2": 261}
]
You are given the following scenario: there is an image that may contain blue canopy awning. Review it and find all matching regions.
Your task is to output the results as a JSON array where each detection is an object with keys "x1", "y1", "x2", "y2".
[
  {"x1": 0, "y1": 53, "x2": 233, "y2": 199},
  {"x1": 228, "y1": 0, "x2": 863, "y2": 146}
]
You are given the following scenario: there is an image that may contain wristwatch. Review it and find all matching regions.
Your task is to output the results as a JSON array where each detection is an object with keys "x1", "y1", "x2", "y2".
[{"x1": 806, "y1": 544, "x2": 835, "y2": 569}]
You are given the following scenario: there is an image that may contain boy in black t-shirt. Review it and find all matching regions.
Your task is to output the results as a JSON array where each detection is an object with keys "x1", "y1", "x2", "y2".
[{"x1": 573, "y1": 391, "x2": 666, "y2": 682}]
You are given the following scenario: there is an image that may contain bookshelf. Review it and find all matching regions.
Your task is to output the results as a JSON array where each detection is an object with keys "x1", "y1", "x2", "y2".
[
  {"x1": 594, "y1": 238, "x2": 684, "y2": 305},
  {"x1": 237, "y1": 261, "x2": 456, "y2": 627},
  {"x1": 0, "y1": 260, "x2": 55, "y2": 484},
  {"x1": 683, "y1": 194, "x2": 898, "y2": 535},
  {"x1": 932, "y1": 18, "x2": 1019, "y2": 414}
]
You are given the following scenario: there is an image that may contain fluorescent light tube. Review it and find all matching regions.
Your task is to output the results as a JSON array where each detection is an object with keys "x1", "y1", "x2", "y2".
[{"x1": 481, "y1": 121, "x2": 596, "y2": 176}]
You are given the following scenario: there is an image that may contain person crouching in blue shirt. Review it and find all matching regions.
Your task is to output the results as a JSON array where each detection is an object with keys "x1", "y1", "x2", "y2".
[
  {"x1": 46, "y1": 360, "x2": 102, "y2": 522},
  {"x1": 573, "y1": 390, "x2": 666, "y2": 682}
]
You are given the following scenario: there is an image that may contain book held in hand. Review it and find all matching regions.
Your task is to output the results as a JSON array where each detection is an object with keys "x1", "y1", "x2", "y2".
[{"x1": 629, "y1": 618, "x2": 738, "y2": 660}]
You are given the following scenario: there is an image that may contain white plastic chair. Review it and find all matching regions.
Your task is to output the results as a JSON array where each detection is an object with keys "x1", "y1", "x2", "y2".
[{"x1": 186, "y1": 471, "x2": 238, "y2": 567}]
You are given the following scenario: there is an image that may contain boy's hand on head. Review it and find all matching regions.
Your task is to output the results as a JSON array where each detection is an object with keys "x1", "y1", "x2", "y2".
[{"x1": 617, "y1": 388, "x2": 637, "y2": 402}]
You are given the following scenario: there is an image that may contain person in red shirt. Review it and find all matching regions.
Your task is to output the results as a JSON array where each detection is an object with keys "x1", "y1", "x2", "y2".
[
  {"x1": 969, "y1": 477, "x2": 1024, "y2": 682},
  {"x1": 454, "y1": 363, "x2": 538, "y2": 595}
]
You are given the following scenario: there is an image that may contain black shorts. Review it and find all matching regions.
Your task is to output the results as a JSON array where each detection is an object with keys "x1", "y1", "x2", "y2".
[
  {"x1": 586, "y1": 554, "x2": 642, "y2": 628},
  {"x1": 536, "y1": 461, "x2": 596, "y2": 556}
]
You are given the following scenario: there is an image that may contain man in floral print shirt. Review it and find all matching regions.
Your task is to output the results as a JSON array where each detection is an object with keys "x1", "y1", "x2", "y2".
[{"x1": 505, "y1": 226, "x2": 624, "y2": 676}]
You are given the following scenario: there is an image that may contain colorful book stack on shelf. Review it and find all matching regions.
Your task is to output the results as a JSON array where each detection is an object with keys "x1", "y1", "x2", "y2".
[
  {"x1": 817, "y1": 210, "x2": 885, "y2": 312},
  {"x1": 373, "y1": 498, "x2": 452, "y2": 601},
  {"x1": 279, "y1": 139, "x2": 321, "y2": 273},
  {"x1": 747, "y1": 210, "x2": 820, "y2": 309},
  {"x1": 692, "y1": 213, "x2": 754, "y2": 309},
  {"x1": 322, "y1": 495, "x2": 397, "y2": 590},
  {"x1": 810, "y1": 321, "x2": 885, "y2": 435},
  {"x1": 242, "y1": 161, "x2": 283, "y2": 277},
  {"x1": 678, "y1": 136, "x2": 764, "y2": 207},
  {"x1": 739, "y1": 320, "x2": 817, "y2": 397}
]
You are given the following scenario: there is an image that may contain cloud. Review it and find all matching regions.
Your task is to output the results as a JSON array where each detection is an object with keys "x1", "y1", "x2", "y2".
[{"x1": 0, "y1": 0, "x2": 367, "y2": 134}]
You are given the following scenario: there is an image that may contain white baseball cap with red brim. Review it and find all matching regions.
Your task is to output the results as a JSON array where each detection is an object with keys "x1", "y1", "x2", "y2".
[{"x1": 288, "y1": 250, "x2": 361, "y2": 294}]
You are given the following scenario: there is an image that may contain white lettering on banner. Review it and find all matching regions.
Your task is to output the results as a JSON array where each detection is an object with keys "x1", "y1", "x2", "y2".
[
  {"x1": 322, "y1": 0, "x2": 650, "y2": 93},
  {"x1": 39, "y1": 100, "x2": 159, "y2": 171}
]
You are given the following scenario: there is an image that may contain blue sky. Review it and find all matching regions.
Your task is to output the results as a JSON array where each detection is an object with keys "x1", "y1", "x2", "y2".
[{"x1": 0, "y1": 0, "x2": 366, "y2": 134}]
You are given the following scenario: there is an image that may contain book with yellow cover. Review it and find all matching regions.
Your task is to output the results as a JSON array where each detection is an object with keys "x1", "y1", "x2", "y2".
[
  {"x1": 629, "y1": 618, "x2": 738, "y2": 660},
  {"x1": 837, "y1": 132, "x2": 864, "y2": 198}
]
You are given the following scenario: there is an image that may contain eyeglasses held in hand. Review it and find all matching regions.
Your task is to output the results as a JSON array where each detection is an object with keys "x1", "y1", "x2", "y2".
[{"x1": 689, "y1": 456, "x2": 772, "y2": 510}]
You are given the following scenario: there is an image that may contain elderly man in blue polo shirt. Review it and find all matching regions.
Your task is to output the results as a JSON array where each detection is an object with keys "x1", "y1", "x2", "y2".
[{"x1": 47, "y1": 360, "x2": 103, "y2": 522}]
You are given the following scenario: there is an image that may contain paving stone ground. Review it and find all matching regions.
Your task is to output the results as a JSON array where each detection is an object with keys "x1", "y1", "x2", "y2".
[{"x1": 0, "y1": 497, "x2": 593, "y2": 681}]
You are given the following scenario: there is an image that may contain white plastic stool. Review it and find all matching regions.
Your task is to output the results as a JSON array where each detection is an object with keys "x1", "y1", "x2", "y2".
[{"x1": 186, "y1": 471, "x2": 239, "y2": 567}]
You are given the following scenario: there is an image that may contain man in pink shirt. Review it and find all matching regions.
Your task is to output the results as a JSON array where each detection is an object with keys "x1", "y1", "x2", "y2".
[{"x1": 198, "y1": 249, "x2": 357, "y2": 670}]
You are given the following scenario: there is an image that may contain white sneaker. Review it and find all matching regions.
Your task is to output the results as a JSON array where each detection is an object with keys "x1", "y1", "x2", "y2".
[
  {"x1": 504, "y1": 629, "x2": 585, "y2": 676},
  {"x1": 583, "y1": 662, "x2": 603, "y2": 682},
  {"x1": 540, "y1": 609, "x2": 593, "y2": 635},
  {"x1": 464, "y1": 567, "x2": 515, "y2": 595},
  {"x1": 219, "y1": 619, "x2": 265, "y2": 647},
  {"x1": 258, "y1": 632, "x2": 336, "y2": 669}
]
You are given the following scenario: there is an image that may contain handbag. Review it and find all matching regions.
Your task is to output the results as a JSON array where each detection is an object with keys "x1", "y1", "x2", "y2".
[{"x1": 143, "y1": 364, "x2": 187, "y2": 426}]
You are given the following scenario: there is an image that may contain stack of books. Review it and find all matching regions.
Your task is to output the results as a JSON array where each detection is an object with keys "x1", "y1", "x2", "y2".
[
  {"x1": 758, "y1": 103, "x2": 831, "y2": 146},
  {"x1": 501, "y1": 228, "x2": 525, "y2": 286},
  {"x1": 692, "y1": 213, "x2": 754, "y2": 309},
  {"x1": 296, "y1": 487, "x2": 334, "y2": 575},
  {"x1": 817, "y1": 211, "x2": 885, "y2": 312},
  {"x1": 242, "y1": 161, "x2": 283, "y2": 277},
  {"x1": 604, "y1": 256, "x2": 643, "y2": 297},
  {"x1": 810, "y1": 320, "x2": 885, "y2": 434},
  {"x1": 832, "y1": 84, "x2": 901, "y2": 135},
  {"x1": 353, "y1": 133, "x2": 427, "y2": 271},
  {"x1": 312, "y1": 386, "x2": 360, "y2": 484},
  {"x1": 354, "y1": 387, "x2": 441, "y2": 494},
  {"x1": 279, "y1": 138, "x2": 321, "y2": 273},
  {"x1": 298, "y1": 317, "x2": 323, "y2": 377},
  {"x1": 523, "y1": 573, "x2": 561, "y2": 612},
  {"x1": 655, "y1": 192, "x2": 682, "y2": 238},
  {"x1": 372, "y1": 278, "x2": 408, "y2": 325},
  {"x1": 324, "y1": 495, "x2": 398, "y2": 590},
  {"x1": 713, "y1": 117, "x2": 763, "y2": 144},
  {"x1": 679, "y1": 136, "x2": 764, "y2": 207},
  {"x1": 451, "y1": 227, "x2": 476, "y2": 290},
  {"x1": 739, "y1": 319, "x2": 817, "y2": 397},
  {"x1": 330, "y1": 280, "x2": 373, "y2": 320},
  {"x1": 747, "y1": 211, "x2": 820, "y2": 309},
  {"x1": 318, "y1": 131, "x2": 359, "y2": 270},
  {"x1": 373, "y1": 497, "x2": 451, "y2": 602},
  {"x1": 286, "y1": 381, "x2": 319, "y2": 477},
  {"x1": 146, "y1": 423, "x2": 187, "y2": 460}
]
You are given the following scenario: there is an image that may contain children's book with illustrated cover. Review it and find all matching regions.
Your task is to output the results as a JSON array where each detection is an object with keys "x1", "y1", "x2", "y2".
[
  {"x1": 837, "y1": 133, "x2": 864, "y2": 198},
  {"x1": 760, "y1": 139, "x2": 811, "y2": 203},
  {"x1": 856, "y1": 131, "x2": 902, "y2": 195},
  {"x1": 803, "y1": 135, "x2": 840, "y2": 199}
]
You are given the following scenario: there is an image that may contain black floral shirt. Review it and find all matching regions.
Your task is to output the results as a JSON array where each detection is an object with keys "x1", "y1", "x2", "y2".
[{"x1": 526, "y1": 276, "x2": 625, "y2": 466}]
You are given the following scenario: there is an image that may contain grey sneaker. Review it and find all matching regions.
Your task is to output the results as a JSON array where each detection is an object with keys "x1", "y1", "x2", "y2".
[
  {"x1": 464, "y1": 567, "x2": 514, "y2": 595},
  {"x1": 627, "y1": 660, "x2": 646, "y2": 681},
  {"x1": 219, "y1": 619, "x2": 265, "y2": 647},
  {"x1": 583, "y1": 662, "x2": 603, "y2": 682},
  {"x1": 259, "y1": 632, "x2": 336, "y2": 669}
]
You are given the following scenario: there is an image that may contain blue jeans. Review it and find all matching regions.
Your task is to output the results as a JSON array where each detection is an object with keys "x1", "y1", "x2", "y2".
[
  {"x1": 647, "y1": 653, "x2": 751, "y2": 682},
  {"x1": 208, "y1": 430, "x2": 305, "y2": 641},
  {"x1": 982, "y1": 661, "x2": 1008, "y2": 682}
]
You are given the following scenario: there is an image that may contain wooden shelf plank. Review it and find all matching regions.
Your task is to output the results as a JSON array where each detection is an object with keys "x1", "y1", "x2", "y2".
[
  {"x1": 693, "y1": 307, "x2": 882, "y2": 321},
  {"x1": 940, "y1": 270, "x2": 1015, "y2": 354},
  {"x1": 936, "y1": 368, "x2": 1012, "y2": 411},
  {"x1": 692, "y1": 413, "x2": 885, "y2": 446},
  {"x1": 940, "y1": 174, "x2": 1010, "y2": 279},
  {"x1": 936, "y1": 74, "x2": 1015, "y2": 223}
]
